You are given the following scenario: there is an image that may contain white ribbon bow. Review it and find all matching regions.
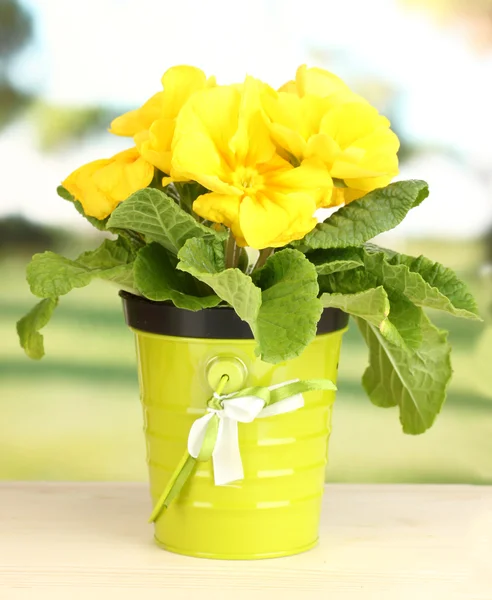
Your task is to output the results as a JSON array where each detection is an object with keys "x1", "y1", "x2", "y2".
[{"x1": 187, "y1": 380, "x2": 304, "y2": 486}]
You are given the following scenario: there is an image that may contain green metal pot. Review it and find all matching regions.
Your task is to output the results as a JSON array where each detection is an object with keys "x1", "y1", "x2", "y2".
[{"x1": 121, "y1": 292, "x2": 348, "y2": 559}]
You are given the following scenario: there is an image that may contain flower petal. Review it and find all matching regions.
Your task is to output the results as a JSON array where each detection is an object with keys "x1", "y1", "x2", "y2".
[
  {"x1": 193, "y1": 192, "x2": 244, "y2": 241},
  {"x1": 331, "y1": 187, "x2": 365, "y2": 206},
  {"x1": 263, "y1": 91, "x2": 304, "y2": 133},
  {"x1": 269, "y1": 123, "x2": 307, "y2": 162},
  {"x1": 109, "y1": 92, "x2": 164, "y2": 137},
  {"x1": 319, "y1": 102, "x2": 383, "y2": 148},
  {"x1": 278, "y1": 79, "x2": 297, "y2": 94},
  {"x1": 331, "y1": 128, "x2": 400, "y2": 180},
  {"x1": 295, "y1": 64, "x2": 351, "y2": 98},
  {"x1": 136, "y1": 117, "x2": 175, "y2": 174},
  {"x1": 64, "y1": 148, "x2": 153, "y2": 219},
  {"x1": 305, "y1": 133, "x2": 340, "y2": 167},
  {"x1": 345, "y1": 174, "x2": 396, "y2": 194},
  {"x1": 265, "y1": 159, "x2": 333, "y2": 194},
  {"x1": 239, "y1": 191, "x2": 317, "y2": 249},
  {"x1": 174, "y1": 86, "x2": 240, "y2": 162},
  {"x1": 92, "y1": 148, "x2": 154, "y2": 202},
  {"x1": 63, "y1": 159, "x2": 114, "y2": 219},
  {"x1": 263, "y1": 93, "x2": 329, "y2": 161},
  {"x1": 172, "y1": 131, "x2": 239, "y2": 195},
  {"x1": 160, "y1": 65, "x2": 209, "y2": 119},
  {"x1": 229, "y1": 77, "x2": 276, "y2": 167}
]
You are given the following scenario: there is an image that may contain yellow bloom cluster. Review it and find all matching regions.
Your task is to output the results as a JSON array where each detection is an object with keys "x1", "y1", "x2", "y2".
[{"x1": 63, "y1": 65, "x2": 399, "y2": 249}]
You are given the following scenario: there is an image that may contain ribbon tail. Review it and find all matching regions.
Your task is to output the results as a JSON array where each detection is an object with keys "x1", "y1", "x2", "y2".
[
  {"x1": 258, "y1": 393, "x2": 304, "y2": 418},
  {"x1": 148, "y1": 452, "x2": 196, "y2": 523},
  {"x1": 212, "y1": 417, "x2": 244, "y2": 486},
  {"x1": 188, "y1": 412, "x2": 216, "y2": 458}
]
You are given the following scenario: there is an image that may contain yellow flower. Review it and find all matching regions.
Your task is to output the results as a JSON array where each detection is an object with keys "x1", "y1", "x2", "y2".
[
  {"x1": 171, "y1": 78, "x2": 332, "y2": 249},
  {"x1": 311, "y1": 102, "x2": 400, "y2": 205},
  {"x1": 266, "y1": 65, "x2": 400, "y2": 205},
  {"x1": 62, "y1": 148, "x2": 154, "y2": 220},
  {"x1": 110, "y1": 66, "x2": 215, "y2": 176}
]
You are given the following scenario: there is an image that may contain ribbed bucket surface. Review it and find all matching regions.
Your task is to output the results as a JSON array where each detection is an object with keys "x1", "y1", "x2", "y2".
[{"x1": 133, "y1": 328, "x2": 345, "y2": 559}]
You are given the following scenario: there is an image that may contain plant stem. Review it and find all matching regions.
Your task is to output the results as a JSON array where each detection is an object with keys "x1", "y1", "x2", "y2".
[
  {"x1": 253, "y1": 247, "x2": 274, "y2": 271},
  {"x1": 165, "y1": 183, "x2": 180, "y2": 202},
  {"x1": 225, "y1": 232, "x2": 239, "y2": 269},
  {"x1": 174, "y1": 183, "x2": 204, "y2": 222}
]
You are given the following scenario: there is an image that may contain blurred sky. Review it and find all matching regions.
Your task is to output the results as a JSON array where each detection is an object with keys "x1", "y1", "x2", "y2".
[{"x1": 1, "y1": 0, "x2": 491, "y2": 237}]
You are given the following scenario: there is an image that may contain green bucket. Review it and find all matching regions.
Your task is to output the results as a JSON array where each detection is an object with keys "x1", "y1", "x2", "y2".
[{"x1": 121, "y1": 292, "x2": 348, "y2": 559}]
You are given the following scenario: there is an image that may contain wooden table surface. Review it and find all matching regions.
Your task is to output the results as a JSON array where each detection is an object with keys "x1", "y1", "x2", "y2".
[{"x1": 0, "y1": 483, "x2": 491, "y2": 599}]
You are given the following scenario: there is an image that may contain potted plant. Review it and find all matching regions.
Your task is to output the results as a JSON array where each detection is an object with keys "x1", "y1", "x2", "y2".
[{"x1": 17, "y1": 65, "x2": 480, "y2": 559}]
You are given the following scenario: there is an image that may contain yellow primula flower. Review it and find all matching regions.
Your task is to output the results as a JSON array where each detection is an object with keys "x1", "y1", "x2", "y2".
[
  {"x1": 267, "y1": 65, "x2": 400, "y2": 205},
  {"x1": 110, "y1": 65, "x2": 215, "y2": 176},
  {"x1": 311, "y1": 101, "x2": 400, "y2": 205},
  {"x1": 62, "y1": 148, "x2": 154, "y2": 220},
  {"x1": 171, "y1": 78, "x2": 332, "y2": 249}
]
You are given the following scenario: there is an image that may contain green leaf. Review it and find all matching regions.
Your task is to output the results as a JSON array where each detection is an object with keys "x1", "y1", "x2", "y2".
[
  {"x1": 28, "y1": 253, "x2": 92, "y2": 297},
  {"x1": 320, "y1": 286, "x2": 389, "y2": 324},
  {"x1": 16, "y1": 298, "x2": 59, "y2": 360},
  {"x1": 57, "y1": 185, "x2": 108, "y2": 231},
  {"x1": 320, "y1": 246, "x2": 481, "y2": 321},
  {"x1": 295, "y1": 180, "x2": 429, "y2": 251},
  {"x1": 27, "y1": 238, "x2": 135, "y2": 298},
  {"x1": 177, "y1": 237, "x2": 262, "y2": 325},
  {"x1": 320, "y1": 280, "x2": 451, "y2": 430},
  {"x1": 307, "y1": 248, "x2": 364, "y2": 275},
  {"x1": 107, "y1": 188, "x2": 224, "y2": 255},
  {"x1": 58, "y1": 185, "x2": 146, "y2": 250},
  {"x1": 320, "y1": 287, "x2": 404, "y2": 346},
  {"x1": 78, "y1": 238, "x2": 135, "y2": 288},
  {"x1": 369, "y1": 246, "x2": 481, "y2": 320},
  {"x1": 382, "y1": 293, "x2": 424, "y2": 350},
  {"x1": 78, "y1": 237, "x2": 132, "y2": 267},
  {"x1": 134, "y1": 242, "x2": 221, "y2": 311},
  {"x1": 253, "y1": 249, "x2": 323, "y2": 363},
  {"x1": 355, "y1": 310, "x2": 452, "y2": 434}
]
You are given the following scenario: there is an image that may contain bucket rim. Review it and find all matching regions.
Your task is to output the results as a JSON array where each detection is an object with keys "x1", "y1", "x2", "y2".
[{"x1": 120, "y1": 290, "x2": 349, "y2": 340}]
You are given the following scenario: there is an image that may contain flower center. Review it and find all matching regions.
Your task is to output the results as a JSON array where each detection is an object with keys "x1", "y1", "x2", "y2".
[{"x1": 232, "y1": 166, "x2": 264, "y2": 193}]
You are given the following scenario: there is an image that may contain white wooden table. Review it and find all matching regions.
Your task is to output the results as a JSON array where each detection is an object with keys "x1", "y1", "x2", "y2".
[{"x1": 0, "y1": 483, "x2": 491, "y2": 599}]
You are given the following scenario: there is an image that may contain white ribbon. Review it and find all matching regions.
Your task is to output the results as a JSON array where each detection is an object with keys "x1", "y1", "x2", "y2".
[{"x1": 187, "y1": 380, "x2": 304, "y2": 486}]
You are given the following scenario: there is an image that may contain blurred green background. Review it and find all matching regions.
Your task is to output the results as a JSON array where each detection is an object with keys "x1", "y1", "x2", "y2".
[{"x1": 1, "y1": 0, "x2": 491, "y2": 483}]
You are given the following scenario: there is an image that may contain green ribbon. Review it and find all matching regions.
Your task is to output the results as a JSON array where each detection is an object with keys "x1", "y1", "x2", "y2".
[{"x1": 148, "y1": 377, "x2": 336, "y2": 523}]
